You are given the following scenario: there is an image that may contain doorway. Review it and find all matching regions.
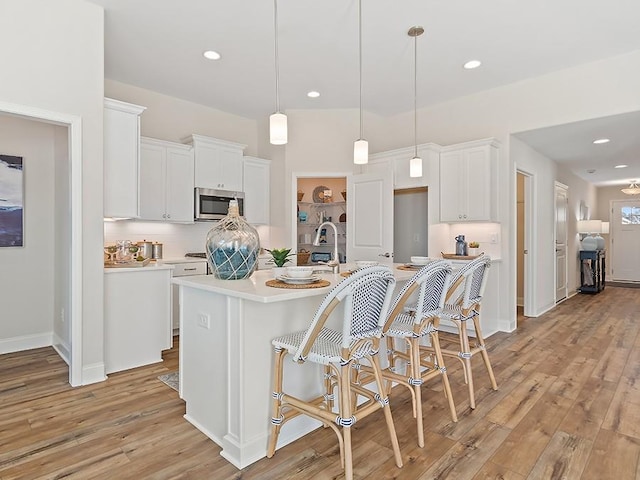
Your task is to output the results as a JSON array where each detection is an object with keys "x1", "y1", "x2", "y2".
[
  {"x1": 0, "y1": 101, "x2": 83, "y2": 386},
  {"x1": 610, "y1": 199, "x2": 640, "y2": 282},
  {"x1": 554, "y1": 182, "x2": 569, "y2": 303},
  {"x1": 516, "y1": 170, "x2": 535, "y2": 318},
  {"x1": 393, "y1": 187, "x2": 428, "y2": 264}
]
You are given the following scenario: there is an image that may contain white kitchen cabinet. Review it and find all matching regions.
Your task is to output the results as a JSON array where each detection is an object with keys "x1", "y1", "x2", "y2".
[
  {"x1": 104, "y1": 265, "x2": 173, "y2": 374},
  {"x1": 185, "y1": 134, "x2": 246, "y2": 191},
  {"x1": 439, "y1": 139, "x2": 499, "y2": 222},
  {"x1": 243, "y1": 156, "x2": 271, "y2": 225},
  {"x1": 103, "y1": 98, "x2": 146, "y2": 218},
  {"x1": 139, "y1": 137, "x2": 194, "y2": 222},
  {"x1": 163, "y1": 259, "x2": 208, "y2": 332}
]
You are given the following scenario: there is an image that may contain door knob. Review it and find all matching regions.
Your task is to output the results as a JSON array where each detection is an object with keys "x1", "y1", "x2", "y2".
[{"x1": 378, "y1": 252, "x2": 392, "y2": 258}]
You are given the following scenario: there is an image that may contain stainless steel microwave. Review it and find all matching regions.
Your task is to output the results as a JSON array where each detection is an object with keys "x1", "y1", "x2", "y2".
[{"x1": 194, "y1": 188, "x2": 244, "y2": 221}]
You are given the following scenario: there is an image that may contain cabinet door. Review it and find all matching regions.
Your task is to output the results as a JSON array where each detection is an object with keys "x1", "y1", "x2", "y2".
[
  {"x1": 439, "y1": 151, "x2": 465, "y2": 221},
  {"x1": 139, "y1": 142, "x2": 167, "y2": 220},
  {"x1": 104, "y1": 99, "x2": 145, "y2": 218},
  {"x1": 219, "y1": 146, "x2": 243, "y2": 191},
  {"x1": 166, "y1": 147, "x2": 194, "y2": 222},
  {"x1": 243, "y1": 157, "x2": 270, "y2": 225},
  {"x1": 464, "y1": 147, "x2": 492, "y2": 221},
  {"x1": 193, "y1": 142, "x2": 220, "y2": 190}
]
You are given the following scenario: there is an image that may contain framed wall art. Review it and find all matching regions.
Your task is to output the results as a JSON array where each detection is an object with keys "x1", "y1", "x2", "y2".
[{"x1": 0, "y1": 154, "x2": 24, "y2": 247}]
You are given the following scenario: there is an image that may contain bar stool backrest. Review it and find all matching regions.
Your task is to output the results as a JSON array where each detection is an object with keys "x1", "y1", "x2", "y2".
[
  {"x1": 383, "y1": 260, "x2": 453, "y2": 329},
  {"x1": 446, "y1": 254, "x2": 491, "y2": 311},
  {"x1": 293, "y1": 265, "x2": 396, "y2": 363}
]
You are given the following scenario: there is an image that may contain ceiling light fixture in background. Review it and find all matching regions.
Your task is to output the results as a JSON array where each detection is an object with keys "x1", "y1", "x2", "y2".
[
  {"x1": 307, "y1": 91, "x2": 320, "y2": 98},
  {"x1": 463, "y1": 59, "x2": 481, "y2": 69},
  {"x1": 270, "y1": 0, "x2": 287, "y2": 145},
  {"x1": 614, "y1": 164, "x2": 628, "y2": 169},
  {"x1": 621, "y1": 180, "x2": 640, "y2": 195},
  {"x1": 203, "y1": 50, "x2": 221, "y2": 60},
  {"x1": 592, "y1": 138, "x2": 610, "y2": 144},
  {"x1": 353, "y1": 0, "x2": 368, "y2": 165},
  {"x1": 408, "y1": 26, "x2": 424, "y2": 178}
]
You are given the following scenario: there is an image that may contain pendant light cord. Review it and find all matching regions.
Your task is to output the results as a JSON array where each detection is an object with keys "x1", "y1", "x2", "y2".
[
  {"x1": 413, "y1": 32, "x2": 418, "y2": 158},
  {"x1": 274, "y1": 0, "x2": 281, "y2": 113},
  {"x1": 358, "y1": 0, "x2": 363, "y2": 140}
]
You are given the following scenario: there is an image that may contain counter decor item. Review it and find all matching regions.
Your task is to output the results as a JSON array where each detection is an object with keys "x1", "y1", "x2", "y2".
[
  {"x1": 455, "y1": 235, "x2": 468, "y2": 256},
  {"x1": 312, "y1": 185, "x2": 329, "y2": 203},
  {"x1": 205, "y1": 199, "x2": 260, "y2": 280},
  {"x1": 297, "y1": 249, "x2": 310, "y2": 265},
  {"x1": 468, "y1": 241, "x2": 480, "y2": 256},
  {"x1": 266, "y1": 247, "x2": 294, "y2": 276}
]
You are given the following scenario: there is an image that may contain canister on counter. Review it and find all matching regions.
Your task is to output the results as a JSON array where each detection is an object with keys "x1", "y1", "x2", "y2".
[{"x1": 152, "y1": 242, "x2": 163, "y2": 260}]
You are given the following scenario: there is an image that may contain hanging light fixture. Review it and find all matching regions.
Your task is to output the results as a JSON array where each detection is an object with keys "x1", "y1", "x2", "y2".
[
  {"x1": 270, "y1": 0, "x2": 287, "y2": 145},
  {"x1": 621, "y1": 180, "x2": 640, "y2": 195},
  {"x1": 408, "y1": 26, "x2": 424, "y2": 177},
  {"x1": 353, "y1": 0, "x2": 368, "y2": 164}
]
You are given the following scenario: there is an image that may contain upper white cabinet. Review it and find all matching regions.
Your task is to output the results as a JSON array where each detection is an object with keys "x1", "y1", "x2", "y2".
[
  {"x1": 243, "y1": 156, "x2": 271, "y2": 225},
  {"x1": 185, "y1": 134, "x2": 246, "y2": 191},
  {"x1": 139, "y1": 137, "x2": 194, "y2": 222},
  {"x1": 365, "y1": 143, "x2": 440, "y2": 190},
  {"x1": 103, "y1": 98, "x2": 146, "y2": 218},
  {"x1": 439, "y1": 138, "x2": 499, "y2": 222}
]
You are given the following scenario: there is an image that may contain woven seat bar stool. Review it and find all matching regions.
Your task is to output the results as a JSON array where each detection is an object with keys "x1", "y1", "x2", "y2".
[
  {"x1": 378, "y1": 260, "x2": 458, "y2": 448},
  {"x1": 266, "y1": 265, "x2": 403, "y2": 480},
  {"x1": 436, "y1": 254, "x2": 497, "y2": 409}
]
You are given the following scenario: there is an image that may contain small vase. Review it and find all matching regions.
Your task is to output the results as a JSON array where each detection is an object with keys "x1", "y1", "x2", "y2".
[
  {"x1": 205, "y1": 200, "x2": 260, "y2": 280},
  {"x1": 272, "y1": 266, "x2": 286, "y2": 278},
  {"x1": 468, "y1": 247, "x2": 479, "y2": 256}
]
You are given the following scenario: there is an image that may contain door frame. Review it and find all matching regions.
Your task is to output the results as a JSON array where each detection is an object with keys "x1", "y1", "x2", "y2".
[
  {"x1": 554, "y1": 181, "x2": 569, "y2": 303},
  {"x1": 0, "y1": 100, "x2": 83, "y2": 387},
  {"x1": 516, "y1": 168, "x2": 536, "y2": 318}
]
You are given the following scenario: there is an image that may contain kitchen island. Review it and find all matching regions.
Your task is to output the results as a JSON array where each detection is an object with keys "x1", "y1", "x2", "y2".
[{"x1": 172, "y1": 266, "x2": 414, "y2": 469}]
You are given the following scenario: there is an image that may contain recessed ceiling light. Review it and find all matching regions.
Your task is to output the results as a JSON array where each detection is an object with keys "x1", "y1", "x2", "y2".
[
  {"x1": 587, "y1": 169, "x2": 596, "y2": 174},
  {"x1": 307, "y1": 91, "x2": 320, "y2": 98},
  {"x1": 593, "y1": 138, "x2": 610, "y2": 144},
  {"x1": 203, "y1": 50, "x2": 221, "y2": 60},
  {"x1": 615, "y1": 164, "x2": 628, "y2": 169},
  {"x1": 463, "y1": 60, "x2": 482, "y2": 69}
]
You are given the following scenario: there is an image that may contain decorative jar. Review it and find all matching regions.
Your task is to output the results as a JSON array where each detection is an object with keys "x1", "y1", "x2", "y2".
[{"x1": 205, "y1": 200, "x2": 260, "y2": 279}]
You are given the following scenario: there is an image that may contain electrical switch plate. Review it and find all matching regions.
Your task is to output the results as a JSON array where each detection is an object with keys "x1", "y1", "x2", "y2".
[
  {"x1": 197, "y1": 313, "x2": 210, "y2": 329},
  {"x1": 490, "y1": 234, "x2": 498, "y2": 244}
]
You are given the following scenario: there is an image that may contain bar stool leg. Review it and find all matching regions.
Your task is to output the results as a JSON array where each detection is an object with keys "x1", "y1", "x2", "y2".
[
  {"x1": 408, "y1": 337, "x2": 425, "y2": 448},
  {"x1": 458, "y1": 321, "x2": 476, "y2": 409},
  {"x1": 267, "y1": 347, "x2": 286, "y2": 457},
  {"x1": 430, "y1": 330, "x2": 458, "y2": 422},
  {"x1": 472, "y1": 313, "x2": 498, "y2": 390}
]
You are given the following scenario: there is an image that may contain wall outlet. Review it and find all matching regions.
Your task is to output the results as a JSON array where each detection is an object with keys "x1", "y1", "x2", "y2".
[
  {"x1": 490, "y1": 234, "x2": 498, "y2": 244},
  {"x1": 197, "y1": 313, "x2": 210, "y2": 329}
]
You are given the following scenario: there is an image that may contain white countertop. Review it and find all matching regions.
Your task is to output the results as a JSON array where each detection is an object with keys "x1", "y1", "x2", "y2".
[
  {"x1": 104, "y1": 263, "x2": 174, "y2": 274},
  {"x1": 159, "y1": 257, "x2": 208, "y2": 264},
  {"x1": 172, "y1": 264, "x2": 415, "y2": 304}
]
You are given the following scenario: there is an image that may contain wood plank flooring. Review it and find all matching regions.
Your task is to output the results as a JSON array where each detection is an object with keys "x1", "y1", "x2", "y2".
[{"x1": 2, "y1": 286, "x2": 640, "y2": 479}]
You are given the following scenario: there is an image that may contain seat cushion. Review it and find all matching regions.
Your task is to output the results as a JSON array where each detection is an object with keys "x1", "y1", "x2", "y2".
[{"x1": 386, "y1": 312, "x2": 437, "y2": 338}]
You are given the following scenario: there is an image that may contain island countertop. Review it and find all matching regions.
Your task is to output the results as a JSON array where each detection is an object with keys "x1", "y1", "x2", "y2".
[{"x1": 172, "y1": 264, "x2": 415, "y2": 303}]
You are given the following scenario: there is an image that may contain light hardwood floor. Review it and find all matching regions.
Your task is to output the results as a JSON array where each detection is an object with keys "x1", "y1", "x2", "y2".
[{"x1": 2, "y1": 286, "x2": 640, "y2": 479}]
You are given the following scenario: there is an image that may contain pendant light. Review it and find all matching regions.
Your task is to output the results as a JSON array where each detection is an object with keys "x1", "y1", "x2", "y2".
[
  {"x1": 270, "y1": 0, "x2": 287, "y2": 145},
  {"x1": 353, "y1": 0, "x2": 368, "y2": 164},
  {"x1": 408, "y1": 26, "x2": 424, "y2": 177}
]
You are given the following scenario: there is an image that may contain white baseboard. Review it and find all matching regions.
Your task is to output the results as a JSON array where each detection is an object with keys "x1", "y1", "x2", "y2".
[
  {"x1": 52, "y1": 333, "x2": 71, "y2": 365},
  {"x1": 82, "y1": 362, "x2": 107, "y2": 385},
  {"x1": 0, "y1": 332, "x2": 53, "y2": 355}
]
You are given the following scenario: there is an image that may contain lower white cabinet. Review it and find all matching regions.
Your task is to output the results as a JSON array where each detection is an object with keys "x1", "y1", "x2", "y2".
[
  {"x1": 165, "y1": 259, "x2": 208, "y2": 331},
  {"x1": 139, "y1": 137, "x2": 194, "y2": 222},
  {"x1": 104, "y1": 266, "x2": 173, "y2": 374},
  {"x1": 243, "y1": 156, "x2": 270, "y2": 225}
]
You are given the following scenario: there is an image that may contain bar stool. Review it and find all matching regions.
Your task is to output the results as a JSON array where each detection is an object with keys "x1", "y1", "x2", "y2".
[
  {"x1": 380, "y1": 260, "x2": 458, "y2": 448},
  {"x1": 437, "y1": 254, "x2": 497, "y2": 409},
  {"x1": 266, "y1": 265, "x2": 403, "y2": 480}
]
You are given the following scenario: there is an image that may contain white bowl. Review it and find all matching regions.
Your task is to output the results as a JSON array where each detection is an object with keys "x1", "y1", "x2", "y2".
[
  {"x1": 285, "y1": 266, "x2": 315, "y2": 278},
  {"x1": 410, "y1": 256, "x2": 430, "y2": 265},
  {"x1": 355, "y1": 260, "x2": 378, "y2": 269}
]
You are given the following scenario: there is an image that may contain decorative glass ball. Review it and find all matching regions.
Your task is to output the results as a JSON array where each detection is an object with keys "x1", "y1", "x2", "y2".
[{"x1": 205, "y1": 200, "x2": 260, "y2": 280}]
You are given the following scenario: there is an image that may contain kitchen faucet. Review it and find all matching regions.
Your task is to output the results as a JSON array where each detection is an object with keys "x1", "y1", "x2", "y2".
[{"x1": 313, "y1": 221, "x2": 340, "y2": 273}]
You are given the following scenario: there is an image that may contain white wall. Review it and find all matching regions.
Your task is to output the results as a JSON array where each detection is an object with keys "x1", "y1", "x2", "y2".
[
  {"x1": 0, "y1": 116, "x2": 61, "y2": 351},
  {"x1": 0, "y1": 0, "x2": 105, "y2": 383},
  {"x1": 105, "y1": 80, "x2": 259, "y2": 155}
]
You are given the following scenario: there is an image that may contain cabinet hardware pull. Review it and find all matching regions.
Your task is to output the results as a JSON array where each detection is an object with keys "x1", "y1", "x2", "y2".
[{"x1": 184, "y1": 267, "x2": 197, "y2": 271}]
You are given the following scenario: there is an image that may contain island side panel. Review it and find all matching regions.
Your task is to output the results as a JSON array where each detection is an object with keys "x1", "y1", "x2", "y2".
[{"x1": 180, "y1": 286, "x2": 229, "y2": 446}]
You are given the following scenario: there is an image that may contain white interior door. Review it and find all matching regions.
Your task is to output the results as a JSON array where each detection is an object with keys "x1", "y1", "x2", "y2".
[
  {"x1": 611, "y1": 199, "x2": 640, "y2": 282},
  {"x1": 554, "y1": 182, "x2": 568, "y2": 302},
  {"x1": 347, "y1": 170, "x2": 393, "y2": 264}
]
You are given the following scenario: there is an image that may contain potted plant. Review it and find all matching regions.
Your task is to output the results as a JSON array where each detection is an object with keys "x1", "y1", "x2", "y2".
[
  {"x1": 266, "y1": 248, "x2": 294, "y2": 277},
  {"x1": 468, "y1": 241, "x2": 480, "y2": 256}
]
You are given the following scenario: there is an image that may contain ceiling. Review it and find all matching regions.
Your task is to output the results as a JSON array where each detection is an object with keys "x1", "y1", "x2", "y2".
[{"x1": 89, "y1": 0, "x2": 640, "y2": 185}]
